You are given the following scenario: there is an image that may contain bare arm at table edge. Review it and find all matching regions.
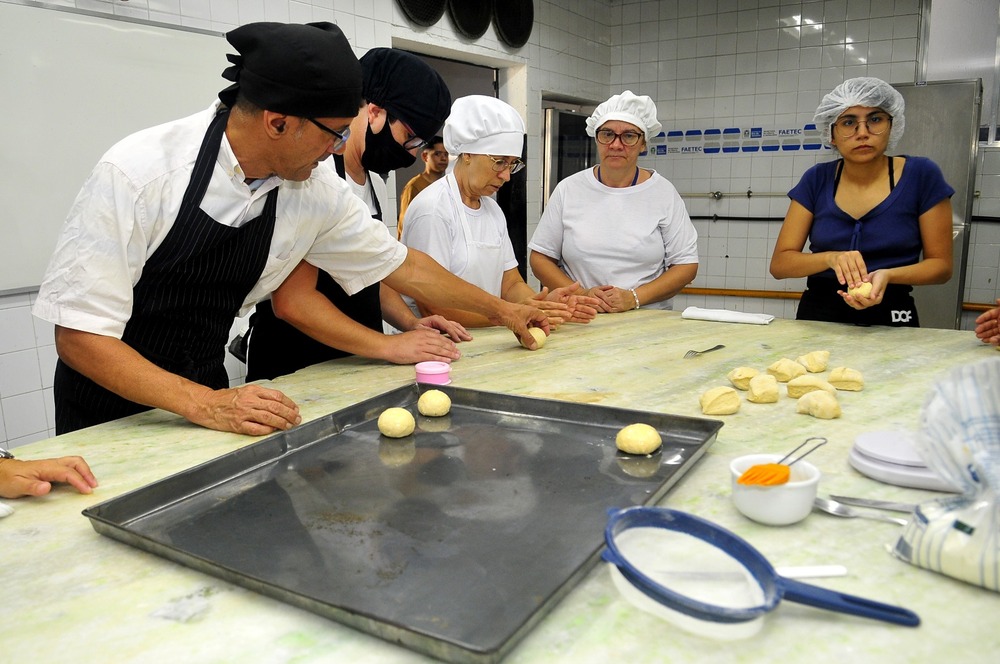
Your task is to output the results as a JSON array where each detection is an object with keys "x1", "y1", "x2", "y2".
[
  {"x1": 270, "y1": 261, "x2": 462, "y2": 363},
  {"x1": 54, "y1": 326, "x2": 301, "y2": 435},
  {"x1": 381, "y1": 248, "x2": 550, "y2": 347}
]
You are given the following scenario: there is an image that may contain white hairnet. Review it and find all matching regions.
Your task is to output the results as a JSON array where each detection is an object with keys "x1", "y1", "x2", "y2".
[
  {"x1": 814, "y1": 77, "x2": 905, "y2": 151},
  {"x1": 586, "y1": 90, "x2": 662, "y2": 144},
  {"x1": 443, "y1": 95, "x2": 525, "y2": 157}
]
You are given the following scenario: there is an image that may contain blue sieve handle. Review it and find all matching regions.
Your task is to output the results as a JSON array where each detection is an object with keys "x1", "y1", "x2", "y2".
[{"x1": 779, "y1": 578, "x2": 920, "y2": 627}]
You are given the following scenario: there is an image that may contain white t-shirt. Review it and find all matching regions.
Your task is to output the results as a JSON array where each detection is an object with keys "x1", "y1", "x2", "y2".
[
  {"x1": 33, "y1": 103, "x2": 406, "y2": 338},
  {"x1": 400, "y1": 174, "x2": 518, "y2": 314},
  {"x1": 528, "y1": 168, "x2": 698, "y2": 310}
]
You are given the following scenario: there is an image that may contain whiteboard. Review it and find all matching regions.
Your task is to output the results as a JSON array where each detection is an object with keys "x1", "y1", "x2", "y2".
[{"x1": 0, "y1": 2, "x2": 230, "y2": 293}]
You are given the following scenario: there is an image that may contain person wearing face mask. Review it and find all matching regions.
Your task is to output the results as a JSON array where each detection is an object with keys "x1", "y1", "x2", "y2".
[
  {"x1": 245, "y1": 48, "x2": 473, "y2": 381},
  {"x1": 33, "y1": 25, "x2": 549, "y2": 436},
  {"x1": 400, "y1": 95, "x2": 600, "y2": 327},
  {"x1": 770, "y1": 77, "x2": 954, "y2": 326}
]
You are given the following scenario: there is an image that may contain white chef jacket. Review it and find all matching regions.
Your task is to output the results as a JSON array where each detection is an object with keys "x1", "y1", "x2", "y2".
[
  {"x1": 400, "y1": 173, "x2": 518, "y2": 316},
  {"x1": 33, "y1": 103, "x2": 406, "y2": 339},
  {"x1": 528, "y1": 168, "x2": 699, "y2": 310}
]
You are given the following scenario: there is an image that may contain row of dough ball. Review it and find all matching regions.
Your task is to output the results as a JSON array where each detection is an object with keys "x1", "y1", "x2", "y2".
[
  {"x1": 377, "y1": 390, "x2": 453, "y2": 438},
  {"x1": 699, "y1": 351, "x2": 864, "y2": 420}
]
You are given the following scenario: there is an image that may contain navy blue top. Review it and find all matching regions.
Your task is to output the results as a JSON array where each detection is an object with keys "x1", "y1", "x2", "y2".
[{"x1": 788, "y1": 156, "x2": 954, "y2": 277}]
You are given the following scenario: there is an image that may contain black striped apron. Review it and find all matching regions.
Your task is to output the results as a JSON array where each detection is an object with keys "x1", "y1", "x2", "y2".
[{"x1": 53, "y1": 109, "x2": 278, "y2": 433}]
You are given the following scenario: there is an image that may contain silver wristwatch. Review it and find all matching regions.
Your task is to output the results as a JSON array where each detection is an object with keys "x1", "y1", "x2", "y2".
[{"x1": 0, "y1": 447, "x2": 14, "y2": 460}]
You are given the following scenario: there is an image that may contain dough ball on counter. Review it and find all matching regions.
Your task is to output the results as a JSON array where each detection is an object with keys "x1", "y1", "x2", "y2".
[
  {"x1": 848, "y1": 282, "x2": 873, "y2": 298},
  {"x1": 796, "y1": 391, "x2": 841, "y2": 419},
  {"x1": 520, "y1": 327, "x2": 547, "y2": 350},
  {"x1": 700, "y1": 386, "x2": 741, "y2": 415},
  {"x1": 418, "y1": 389, "x2": 452, "y2": 417},
  {"x1": 615, "y1": 423, "x2": 663, "y2": 455},
  {"x1": 829, "y1": 367, "x2": 864, "y2": 391},
  {"x1": 786, "y1": 375, "x2": 837, "y2": 399},
  {"x1": 747, "y1": 374, "x2": 779, "y2": 403},
  {"x1": 796, "y1": 350, "x2": 830, "y2": 373},
  {"x1": 767, "y1": 358, "x2": 806, "y2": 382},
  {"x1": 377, "y1": 407, "x2": 415, "y2": 438},
  {"x1": 727, "y1": 366, "x2": 759, "y2": 391}
]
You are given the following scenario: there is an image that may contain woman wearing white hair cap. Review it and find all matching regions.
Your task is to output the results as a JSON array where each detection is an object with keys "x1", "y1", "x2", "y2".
[
  {"x1": 770, "y1": 77, "x2": 955, "y2": 326},
  {"x1": 529, "y1": 91, "x2": 699, "y2": 313},
  {"x1": 402, "y1": 95, "x2": 600, "y2": 328}
]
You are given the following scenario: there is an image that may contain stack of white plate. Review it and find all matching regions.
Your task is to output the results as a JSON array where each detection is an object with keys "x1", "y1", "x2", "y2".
[{"x1": 849, "y1": 430, "x2": 960, "y2": 492}]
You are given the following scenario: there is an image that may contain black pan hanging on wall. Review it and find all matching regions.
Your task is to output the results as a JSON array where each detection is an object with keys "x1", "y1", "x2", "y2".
[
  {"x1": 396, "y1": 0, "x2": 447, "y2": 27},
  {"x1": 447, "y1": 0, "x2": 493, "y2": 40},
  {"x1": 493, "y1": 0, "x2": 534, "y2": 49}
]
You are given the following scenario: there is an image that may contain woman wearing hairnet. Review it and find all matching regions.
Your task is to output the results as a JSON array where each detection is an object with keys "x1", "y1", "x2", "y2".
[
  {"x1": 770, "y1": 77, "x2": 954, "y2": 326},
  {"x1": 528, "y1": 91, "x2": 699, "y2": 313},
  {"x1": 401, "y1": 95, "x2": 599, "y2": 327}
]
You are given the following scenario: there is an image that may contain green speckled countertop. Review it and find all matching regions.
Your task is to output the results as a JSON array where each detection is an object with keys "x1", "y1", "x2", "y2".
[{"x1": 4, "y1": 311, "x2": 999, "y2": 663}]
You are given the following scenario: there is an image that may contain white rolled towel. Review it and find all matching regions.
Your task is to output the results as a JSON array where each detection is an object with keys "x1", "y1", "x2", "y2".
[{"x1": 681, "y1": 306, "x2": 775, "y2": 325}]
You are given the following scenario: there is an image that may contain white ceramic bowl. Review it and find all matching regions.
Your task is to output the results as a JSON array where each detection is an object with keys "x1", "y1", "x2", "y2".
[{"x1": 730, "y1": 453, "x2": 820, "y2": 526}]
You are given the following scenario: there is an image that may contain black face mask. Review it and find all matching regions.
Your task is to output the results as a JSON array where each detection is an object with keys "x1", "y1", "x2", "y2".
[{"x1": 360, "y1": 122, "x2": 416, "y2": 175}]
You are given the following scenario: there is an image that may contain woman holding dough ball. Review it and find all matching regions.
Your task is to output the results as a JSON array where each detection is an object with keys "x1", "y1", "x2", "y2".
[
  {"x1": 770, "y1": 77, "x2": 954, "y2": 326},
  {"x1": 400, "y1": 96, "x2": 599, "y2": 329},
  {"x1": 528, "y1": 91, "x2": 699, "y2": 313}
]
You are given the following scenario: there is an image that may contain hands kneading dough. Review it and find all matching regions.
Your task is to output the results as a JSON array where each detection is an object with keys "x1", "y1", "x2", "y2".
[
  {"x1": 796, "y1": 390, "x2": 841, "y2": 419},
  {"x1": 767, "y1": 358, "x2": 806, "y2": 382},
  {"x1": 746, "y1": 374, "x2": 779, "y2": 403},
  {"x1": 616, "y1": 423, "x2": 663, "y2": 455},
  {"x1": 700, "y1": 386, "x2": 741, "y2": 415}
]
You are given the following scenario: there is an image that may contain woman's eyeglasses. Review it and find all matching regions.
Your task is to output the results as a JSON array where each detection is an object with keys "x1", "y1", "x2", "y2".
[
  {"x1": 485, "y1": 155, "x2": 526, "y2": 175},
  {"x1": 308, "y1": 118, "x2": 351, "y2": 150},
  {"x1": 595, "y1": 128, "x2": 643, "y2": 146},
  {"x1": 832, "y1": 113, "x2": 892, "y2": 136}
]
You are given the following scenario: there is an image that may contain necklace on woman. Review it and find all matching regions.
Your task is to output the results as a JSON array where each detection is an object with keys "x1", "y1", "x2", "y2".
[{"x1": 596, "y1": 166, "x2": 639, "y2": 187}]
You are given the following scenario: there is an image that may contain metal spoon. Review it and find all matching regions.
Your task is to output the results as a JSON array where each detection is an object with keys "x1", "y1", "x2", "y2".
[{"x1": 813, "y1": 497, "x2": 908, "y2": 526}]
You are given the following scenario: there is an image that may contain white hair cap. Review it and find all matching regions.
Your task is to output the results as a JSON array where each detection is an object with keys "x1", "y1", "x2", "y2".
[
  {"x1": 443, "y1": 95, "x2": 525, "y2": 157},
  {"x1": 814, "y1": 77, "x2": 905, "y2": 151},
  {"x1": 586, "y1": 90, "x2": 662, "y2": 144}
]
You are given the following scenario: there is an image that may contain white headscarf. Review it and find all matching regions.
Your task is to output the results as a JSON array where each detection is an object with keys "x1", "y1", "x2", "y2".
[
  {"x1": 443, "y1": 95, "x2": 525, "y2": 157},
  {"x1": 814, "y1": 77, "x2": 905, "y2": 151},
  {"x1": 586, "y1": 90, "x2": 662, "y2": 144}
]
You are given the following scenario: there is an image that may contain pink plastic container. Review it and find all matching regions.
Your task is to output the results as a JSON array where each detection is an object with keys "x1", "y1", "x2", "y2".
[{"x1": 415, "y1": 361, "x2": 451, "y2": 385}]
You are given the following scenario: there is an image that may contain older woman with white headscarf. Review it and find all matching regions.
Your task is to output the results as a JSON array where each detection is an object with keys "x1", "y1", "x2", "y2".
[
  {"x1": 770, "y1": 77, "x2": 954, "y2": 326},
  {"x1": 401, "y1": 95, "x2": 599, "y2": 327},
  {"x1": 528, "y1": 91, "x2": 699, "y2": 313}
]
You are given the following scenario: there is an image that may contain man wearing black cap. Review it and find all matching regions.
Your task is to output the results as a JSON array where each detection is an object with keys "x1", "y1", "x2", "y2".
[
  {"x1": 33, "y1": 23, "x2": 549, "y2": 436},
  {"x1": 244, "y1": 48, "x2": 471, "y2": 381}
]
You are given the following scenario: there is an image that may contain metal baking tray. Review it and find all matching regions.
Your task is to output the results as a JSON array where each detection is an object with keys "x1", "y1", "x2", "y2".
[{"x1": 84, "y1": 385, "x2": 722, "y2": 663}]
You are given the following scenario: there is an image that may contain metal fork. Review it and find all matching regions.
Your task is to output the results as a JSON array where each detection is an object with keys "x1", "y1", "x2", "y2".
[{"x1": 683, "y1": 344, "x2": 725, "y2": 359}]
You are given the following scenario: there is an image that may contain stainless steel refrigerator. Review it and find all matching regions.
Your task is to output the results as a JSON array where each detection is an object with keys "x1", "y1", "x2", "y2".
[{"x1": 893, "y1": 80, "x2": 982, "y2": 329}]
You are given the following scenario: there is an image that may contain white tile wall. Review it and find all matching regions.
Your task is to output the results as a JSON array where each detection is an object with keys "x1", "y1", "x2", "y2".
[{"x1": 2, "y1": 0, "x2": 998, "y2": 449}]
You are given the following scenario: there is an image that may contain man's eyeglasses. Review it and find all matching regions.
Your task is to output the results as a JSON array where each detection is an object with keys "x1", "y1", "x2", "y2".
[
  {"x1": 832, "y1": 113, "x2": 892, "y2": 136},
  {"x1": 595, "y1": 128, "x2": 643, "y2": 146},
  {"x1": 486, "y1": 155, "x2": 526, "y2": 175},
  {"x1": 308, "y1": 118, "x2": 351, "y2": 149},
  {"x1": 389, "y1": 115, "x2": 428, "y2": 150}
]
